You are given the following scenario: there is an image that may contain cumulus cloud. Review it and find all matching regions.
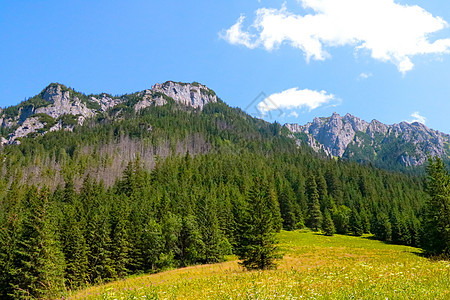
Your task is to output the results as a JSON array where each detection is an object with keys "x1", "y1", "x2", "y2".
[
  {"x1": 289, "y1": 111, "x2": 299, "y2": 118},
  {"x1": 409, "y1": 112, "x2": 427, "y2": 124},
  {"x1": 221, "y1": 16, "x2": 257, "y2": 49},
  {"x1": 257, "y1": 88, "x2": 337, "y2": 115},
  {"x1": 359, "y1": 72, "x2": 373, "y2": 80},
  {"x1": 221, "y1": 0, "x2": 450, "y2": 73}
]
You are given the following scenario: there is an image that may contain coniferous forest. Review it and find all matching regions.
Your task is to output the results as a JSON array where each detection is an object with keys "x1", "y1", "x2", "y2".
[{"x1": 0, "y1": 97, "x2": 448, "y2": 299}]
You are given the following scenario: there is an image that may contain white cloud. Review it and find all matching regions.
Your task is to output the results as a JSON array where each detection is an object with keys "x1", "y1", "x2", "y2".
[
  {"x1": 222, "y1": 0, "x2": 450, "y2": 73},
  {"x1": 257, "y1": 88, "x2": 337, "y2": 114},
  {"x1": 220, "y1": 16, "x2": 257, "y2": 49},
  {"x1": 359, "y1": 72, "x2": 372, "y2": 79},
  {"x1": 409, "y1": 112, "x2": 427, "y2": 124},
  {"x1": 288, "y1": 111, "x2": 299, "y2": 118}
]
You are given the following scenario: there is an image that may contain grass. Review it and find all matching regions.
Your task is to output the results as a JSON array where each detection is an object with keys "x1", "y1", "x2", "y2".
[{"x1": 67, "y1": 231, "x2": 450, "y2": 299}]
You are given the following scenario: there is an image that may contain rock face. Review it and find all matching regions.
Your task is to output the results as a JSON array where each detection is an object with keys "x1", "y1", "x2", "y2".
[
  {"x1": 134, "y1": 81, "x2": 218, "y2": 111},
  {"x1": 285, "y1": 113, "x2": 450, "y2": 167},
  {"x1": 37, "y1": 85, "x2": 96, "y2": 121},
  {"x1": 90, "y1": 94, "x2": 124, "y2": 112},
  {"x1": 0, "y1": 81, "x2": 219, "y2": 145}
]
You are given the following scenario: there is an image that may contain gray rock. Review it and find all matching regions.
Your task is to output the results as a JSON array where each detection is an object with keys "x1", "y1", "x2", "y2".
[
  {"x1": 9, "y1": 116, "x2": 44, "y2": 141},
  {"x1": 285, "y1": 113, "x2": 450, "y2": 167},
  {"x1": 36, "y1": 85, "x2": 95, "y2": 121},
  {"x1": 151, "y1": 81, "x2": 218, "y2": 109},
  {"x1": 90, "y1": 94, "x2": 123, "y2": 112}
]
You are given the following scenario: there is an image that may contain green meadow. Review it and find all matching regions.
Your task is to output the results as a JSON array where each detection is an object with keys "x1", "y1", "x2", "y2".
[{"x1": 69, "y1": 231, "x2": 450, "y2": 299}]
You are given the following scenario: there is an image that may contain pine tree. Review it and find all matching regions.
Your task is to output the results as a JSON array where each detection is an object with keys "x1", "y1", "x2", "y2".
[
  {"x1": 198, "y1": 194, "x2": 224, "y2": 263},
  {"x1": 61, "y1": 204, "x2": 89, "y2": 288},
  {"x1": 423, "y1": 157, "x2": 450, "y2": 254},
  {"x1": 306, "y1": 174, "x2": 322, "y2": 231},
  {"x1": 86, "y1": 207, "x2": 115, "y2": 283},
  {"x1": 110, "y1": 203, "x2": 131, "y2": 279},
  {"x1": 178, "y1": 215, "x2": 204, "y2": 266},
  {"x1": 236, "y1": 178, "x2": 279, "y2": 270},
  {"x1": 333, "y1": 205, "x2": 351, "y2": 234},
  {"x1": 322, "y1": 209, "x2": 336, "y2": 236},
  {"x1": 11, "y1": 186, "x2": 65, "y2": 299},
  {"x1": 278, "y1": 182, "x2": 298, "y2": 230},
  {"x1": 0, "y1": 180, "x2": 24, "y2": 298},
  {"x1": 350, "y1": 208, "x2": 363, "y2": 236}
]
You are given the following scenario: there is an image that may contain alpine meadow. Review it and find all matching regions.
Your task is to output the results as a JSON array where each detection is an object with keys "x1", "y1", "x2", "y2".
[{"x1": 1, "y1": 0, "x2": 450, "y2": 299}]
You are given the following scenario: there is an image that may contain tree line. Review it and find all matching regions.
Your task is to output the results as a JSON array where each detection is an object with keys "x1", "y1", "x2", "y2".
[{"x1": 0, "y1": 147, "x2": 437, "y2": 299}]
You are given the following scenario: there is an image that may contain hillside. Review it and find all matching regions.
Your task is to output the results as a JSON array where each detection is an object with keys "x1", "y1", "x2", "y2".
[
  {"x1": 70, "y1": 230, "x2": 450, "y2": 299},
  {"x1": 0, "y1": 81, "x2": 445, "y2": 299},
  {"x1": 286, "y1": 113, "x2": 450, "y2": 171}
]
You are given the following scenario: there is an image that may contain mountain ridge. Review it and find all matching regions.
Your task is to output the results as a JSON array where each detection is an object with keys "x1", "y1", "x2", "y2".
[
  {"x1": 1, "y1": 82, "x2": 448, "y2": 170},
  {"x1": 0, "y1": 81, "x2": 218, "y2": 145},
  {"x1": 285, "y1": 112, "x2": 450, "y2": 168}
]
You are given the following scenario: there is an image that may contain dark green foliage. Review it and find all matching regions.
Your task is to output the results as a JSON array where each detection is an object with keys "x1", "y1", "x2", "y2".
[
  {"x1": 333, "y1": 205, "x2": 351, "y2": 234},
  {"x1": 423, "y1": 157, "x2": 450, "y2": 255},
  {"x1": 306, "y1": 174, "x2": 322, "y2": 231},
  {"x1": 0, "y1": 88, "x2": 434, "y2": 298},
  {"x1": 236, "y1": 178, "x2": 278, "y2": 270},
  {"x1": 350, "y1": 208, "x2": 364, "y2": 236},
  {"x1": 11, "y1": 187, "x2": 65, "y2": 299},
  {"x1": 373, "y1": 213, "x2": 392, "y2": 242},
  {"x1": 322, "y1": 209, "x2": 336, "y2": 236}
]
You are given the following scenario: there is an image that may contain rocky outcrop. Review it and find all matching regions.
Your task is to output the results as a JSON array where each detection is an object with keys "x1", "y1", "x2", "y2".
[
  {"x1": 36, "y1": 85, "x2": 96, "y2": 121},
  {"x1": 285, "y1": 113, "x2": 450, "y2": 167},
  {"x1": 8, "y1": 116, "x2": 44, "y2": 141},
  {"x1": 288, "y1": 113, "x2": 369, "y2": 157},
  {"x1": 1, "y1": 81, "x2": 220, "y2": 145},
  {"x1": 133, "y1": 81, "x2": 218, "y2": 112},
  {"x1": 90, "y1": 94, "x2": 124, "y2": 112},
  {"x1": 134, "y1": 89, "x2": 167, "y2": 112},
  {"x1": 151, "y1": 81, "x2": 218, "y2": 109}
]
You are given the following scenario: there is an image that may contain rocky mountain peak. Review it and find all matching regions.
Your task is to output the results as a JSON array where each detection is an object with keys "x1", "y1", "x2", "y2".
[
  {"x1": 41, "y1": 83, "x2": 68, "y2": 104},
  {"x1": 151, "y1": 81, "x2": 218, "y2": 109},
  {"x1": 1, "y1": 81, "x2": 220, "y2": 145},
  {"x1": 285, "y1": 113, "x2": 450, "y2": 167}
]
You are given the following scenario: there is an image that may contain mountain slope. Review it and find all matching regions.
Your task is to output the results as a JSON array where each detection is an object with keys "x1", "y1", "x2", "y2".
[
  {"x1": 70, "y1": 231, "x2": 450, "y2": 300},
  {"x1": 285, "y1": 112, "x2": 450, "y2": 169},
  {"x1": 0, "y1": 81, "x2": 218, "y2": 145}
]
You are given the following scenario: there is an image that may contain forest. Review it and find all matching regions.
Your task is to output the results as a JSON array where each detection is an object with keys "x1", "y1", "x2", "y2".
[{"x1": 0, "y1": 98, "x2": 449, "y2": 299}]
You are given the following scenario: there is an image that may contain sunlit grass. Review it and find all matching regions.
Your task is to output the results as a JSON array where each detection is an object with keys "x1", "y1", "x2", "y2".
[{"x1": 68, "y1": 231, "x2": 450, "y2": 299}]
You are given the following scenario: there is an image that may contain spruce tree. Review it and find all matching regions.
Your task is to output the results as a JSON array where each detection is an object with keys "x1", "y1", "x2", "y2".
[
  {"x1": 322, "y1": 209, "x2": 336, "y2": 236},
  {"x1": 178, "y1": 215, "x2": 204, "y2": 266},
  {"x1": 306, "y1": 174, "x2": 322, "y2": 231},
  {"x1": 350, "y1": 208, "x2": 363, "y2": 236},
  {"x1": 12, "y1": 186, "x2": 65, "y2": 299},
  {"x1": 61, "y1": 204, "x2": 89, "y2": 288},
  {"x1": 236, "y1": 178, "x2": 278, "y2": 270},
  {"x1": 423, "y1": 157, "x2": 450, "y2": 254}
]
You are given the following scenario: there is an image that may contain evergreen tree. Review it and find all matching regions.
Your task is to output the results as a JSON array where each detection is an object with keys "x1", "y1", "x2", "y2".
[
  {"x1": 236, "y1": 178, "x2": 278, "y2": 270},
  {"x1": 322, "y1": 209, "x2": 336, "y2": 236},
  {"x1": 198, "y1": 194, "x2": 224, "y2": 263},
  {"x1": 11, "y1": 187, "x2": 65, "y2": 299},
  {"x1": 178, "y1": 215, "x2": 204, "y2": 266},
  {"x1": 140, "y1": 218, "x2": 164, "y2": 273},
  {"x1": 110, "y1": 203, "x2": 131, "y2": 279},
  {"x1": 86, "y1": 207, "x2": 115, "y2": 283},
  {"x1": 350, "y1": 208, "x2": 363, "y2": 236},
  {"x1": 306, "y1": 174, "x2": 322, "y2": 231},
  {"x1": 61, "y1": 204, "x2": 89, "y2": 288},
  {"x1": 423, "y1": 157, "x2": 450, "y2": 254},
  {"x1": 333, "y1": 205, "x2": 351, "y2": 234}
]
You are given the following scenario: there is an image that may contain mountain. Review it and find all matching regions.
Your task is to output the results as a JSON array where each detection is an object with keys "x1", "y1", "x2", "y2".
[
  {"x1": 1, "y1": 82, "x2": 448, "y2": 174},
  {"x1": 285, "y1": 112, "x2": 450, "y2": 169},
  {"x1": 0, "y1": 81, "x2": 217, "y2": 145}
]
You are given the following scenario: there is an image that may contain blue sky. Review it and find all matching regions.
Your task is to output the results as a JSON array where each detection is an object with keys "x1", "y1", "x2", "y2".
[{"x1": 1, "y1": 0, "x2": 450, "y2": 132}]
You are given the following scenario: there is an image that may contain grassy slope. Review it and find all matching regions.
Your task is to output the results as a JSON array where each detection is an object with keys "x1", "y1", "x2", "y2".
[{"x1": 69, "y1": 231, "x2": 450, "y2": 299}]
